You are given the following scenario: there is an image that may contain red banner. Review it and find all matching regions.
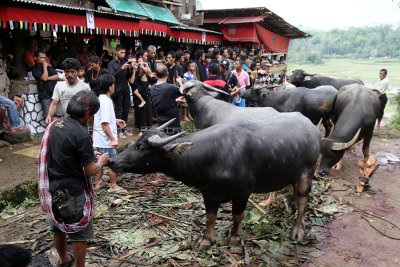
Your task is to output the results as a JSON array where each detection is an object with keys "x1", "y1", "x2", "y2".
[
  {"x1": 0, "y1": 6, "x2": 139, "y2": 33},
  {"x1": 255, "y1": 24, "x2": 290, "y2": 53}
]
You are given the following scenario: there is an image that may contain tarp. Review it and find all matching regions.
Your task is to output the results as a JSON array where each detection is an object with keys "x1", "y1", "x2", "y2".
[
  {"x1": 220, "y1": 23, "x2": 259, "y2": 43},
  {"x1": 255, "y1": 24, "x2": 290, "y2": 53}
]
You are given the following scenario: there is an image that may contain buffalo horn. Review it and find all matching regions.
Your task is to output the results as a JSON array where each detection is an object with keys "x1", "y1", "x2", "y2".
[
  {"x1": 253, "y1": 85, "x2": 268, "y2": 91},
  {"x1": 317, "y1": 118, "x2": 323, "y2": 129},
  {"x1": 148, "y1": 131, "x2": 186, "y2": 147},
  {"x1": 179, "y1": 81, "x2": 195, "y2": 94},
  {"x1": 203, "y1": 82, "x2": 230, "y2": 95},
  {"x1": 331, "y1": 128, "x2": 361, "y2": 151},
  {"x1": 156, "y1": 119, "x2": 176, "y2": 131},
  {"x1": 304, "y1": 72, "x2": 316, "y2": 76}
]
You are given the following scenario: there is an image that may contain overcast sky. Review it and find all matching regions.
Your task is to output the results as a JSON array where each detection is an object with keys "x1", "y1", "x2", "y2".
[{"x1": 198, "y1": 0, "x2": 400, "y2": 30}]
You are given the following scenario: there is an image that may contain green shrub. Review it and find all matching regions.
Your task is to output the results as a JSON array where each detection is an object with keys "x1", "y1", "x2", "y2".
[{"x1": 388, "y1": 93, "x2": 400, "y2": 130}]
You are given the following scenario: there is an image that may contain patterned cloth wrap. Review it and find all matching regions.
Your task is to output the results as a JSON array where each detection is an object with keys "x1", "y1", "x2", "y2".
[{"x1": 37, "y1": 120, "x2": 94, "y2": 233}]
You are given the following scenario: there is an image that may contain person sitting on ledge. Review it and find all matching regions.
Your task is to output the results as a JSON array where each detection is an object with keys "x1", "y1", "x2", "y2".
[{"x1": 0, "y1": 95, "x2": 24, "y2": 131}]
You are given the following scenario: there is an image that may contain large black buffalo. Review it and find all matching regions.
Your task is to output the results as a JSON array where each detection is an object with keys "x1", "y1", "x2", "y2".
[
  {"x1": 179, "y1": 81, "x2": 279, "y2": 129},
  {"x1": 288, "y1": 69, "x2": 363, "y2": 89},
  {"x1": 319, "y1": 84, "x2": 380, "y2": 176},
  {"x1": 109, "y1": 116, "x2": 321, "y2": 250},
  {"x1": 240, "y1": 85, "x2": 338, "y2": 137}
]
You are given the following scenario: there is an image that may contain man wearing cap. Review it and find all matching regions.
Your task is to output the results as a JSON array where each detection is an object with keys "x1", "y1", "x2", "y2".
[
  {"x1": 255, "y1": 61, "x2": 277, "y2": 86},
  {"x1": 219, "y1": 60, "x2": 240, "y2": 104},
  {"x1": 220, "y1": 48, "x2": 233, "y2": 71},
  {"x1": 86, "y1": 56, "x2": 108, "y2": 96}
]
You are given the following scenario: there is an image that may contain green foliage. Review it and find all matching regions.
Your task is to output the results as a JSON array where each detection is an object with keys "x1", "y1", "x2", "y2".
[
  {"x1": 388, "y1": 93, "x2": 400, "y2": 130},
  {"x1": 0, "y1": 179, "x2": 38, "y2": 212},
  {"x1": 289, "y1": 25, "x2": 400, "y2": 62}
]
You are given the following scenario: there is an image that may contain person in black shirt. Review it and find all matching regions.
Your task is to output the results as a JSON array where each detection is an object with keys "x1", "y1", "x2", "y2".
[
  {"x1": 151, "y1": 64, "x2": 184, "y2": 134},
  {"x1": 45, "y1": 90, "x2": 109, "y2": 267},
  {"x1": 32, "y1": 50, "x2": 63, "y2": 118},
  {"x1": 147, "y1": 45, "x2": 157, "y2": 73},
  {"x1": 107, "y1": 44, "x2": 135, "y2": 137},
  {"x1": 219, "y1": 59, "x2": 240, "y2": 100},
  {"x1": 166, "y1": 51, "x2": 183, "y2": 85},
  {"x1": 204, "y1": 63, "x2": 230, "y2": 102},
  {"x1": 86, "y1": 56, "x2": 108, "y2": 96},
  {"x1": 194, "y1": 50, "x2": 208, "y2": 82}
]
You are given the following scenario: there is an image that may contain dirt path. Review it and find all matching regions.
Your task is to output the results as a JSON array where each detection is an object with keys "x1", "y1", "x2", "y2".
[{"x1": 308, "y1": 127, "x2": 400, "y2": 266}]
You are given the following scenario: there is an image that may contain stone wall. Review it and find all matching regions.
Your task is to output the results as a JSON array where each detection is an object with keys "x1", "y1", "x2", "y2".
[
  {"x1": 10, "y1": 80, "x2": 46, "y2": 135},
  {"x1": 20, "y1": 93, "x2": 46, "y2": 135}
]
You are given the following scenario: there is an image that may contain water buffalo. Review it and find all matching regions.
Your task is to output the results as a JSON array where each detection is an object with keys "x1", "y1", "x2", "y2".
[
  {"x1": 288, "y1": 69, "x2": 363, "y2": 89},
  {"x1": 240, "y1": 85, "x2": 338, "y2": 137},
  {"x1": 319, "y1": 83, "x2": 380, "y2": 176},
  {"x1": 179, "y1": 81, "x2": 279, "y2": 129},
  {"x1": 109, "y1": 117, "x2": 321, "y2": 250}
]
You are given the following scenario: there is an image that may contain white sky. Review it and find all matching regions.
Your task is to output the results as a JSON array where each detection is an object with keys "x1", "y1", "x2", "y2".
[{"x1": 198, "y1": 0, "x2": 400, "y2": 30}]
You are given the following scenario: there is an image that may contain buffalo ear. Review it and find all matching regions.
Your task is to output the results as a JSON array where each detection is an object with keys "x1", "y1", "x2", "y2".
[{"x1": 164, "y1": 142, "x2": 193, "y2": 157}]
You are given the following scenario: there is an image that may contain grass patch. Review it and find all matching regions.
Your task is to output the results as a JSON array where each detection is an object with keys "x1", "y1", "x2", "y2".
[
  {"x1": 0, "y1": 179, "x2": 38, "y2": 212},
  {"x1": 388, "y1": 93, "x2": 400, "y2": 130},
  {"x1": 288, "y1": 58, "x2": 400, "y2": 89}
]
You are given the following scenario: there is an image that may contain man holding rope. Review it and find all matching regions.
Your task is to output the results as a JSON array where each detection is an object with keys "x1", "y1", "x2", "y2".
[{"x1": 38, "y1": 90, "x2": 109, "y2": 267}]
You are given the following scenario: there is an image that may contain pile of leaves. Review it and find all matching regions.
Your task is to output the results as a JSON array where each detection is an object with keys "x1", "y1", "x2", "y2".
[
  {"x1": 88, "y1": 173, "x2": 345, "y2": 266},
  {"x1": 0, "y1": 172, "x2": 347, "y2": 266}
]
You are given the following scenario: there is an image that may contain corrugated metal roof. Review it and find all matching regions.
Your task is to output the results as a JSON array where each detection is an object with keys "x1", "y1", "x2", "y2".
[
  {"x1": 9, "y1": 0, "x2": 140, "y2": 19},
  {"x1": 201, "y1": 7, "x2": 309, "y2": 39},
  {"x1": 105, "y1": 0, "x2": 179, "y2": 25},
  {"x1": 105, "y1": 0, "x2": 150, "y2": 18},
  {"x1": 169, "y1": 26, "x2": 221, "y2": 35},
  {"x1": 140, "y1": 2, "x2": 179, "y2": 25},
  {"x1": 204, "y1": 16, "x2": 268, "y2": 24}
]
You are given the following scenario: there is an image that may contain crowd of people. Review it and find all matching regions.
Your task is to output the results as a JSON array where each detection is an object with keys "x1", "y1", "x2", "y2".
[{"x1": 1, "y1": 35, "x2": 292, "y2": 134}]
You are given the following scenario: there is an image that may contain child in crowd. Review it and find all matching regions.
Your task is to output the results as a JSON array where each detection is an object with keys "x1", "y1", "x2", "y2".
[
  {"x1": 78, "y1": 66, "x2": 86, "y2": 82},
  {"x1": 183, "y1": 61, "x2": 197, "y2": 81},
  {"x1": 130, "y1": 58, "x2": 146, "y2": 108},
  {"x1": 93, "y1": 74, "x2": 127, "y2": 193},
  {"x1": 182, "y1": 61, "x2": 196, "y2": 121}
]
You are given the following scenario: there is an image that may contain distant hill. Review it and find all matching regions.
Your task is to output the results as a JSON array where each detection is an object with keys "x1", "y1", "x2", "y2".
[{"x1": 288, "y1": 25, "x2": 400, "y2": 63}]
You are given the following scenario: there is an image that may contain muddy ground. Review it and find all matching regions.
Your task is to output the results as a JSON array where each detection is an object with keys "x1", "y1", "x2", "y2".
[{"x1": 1, "y1": 115, "x2": 400, "y2": 266}]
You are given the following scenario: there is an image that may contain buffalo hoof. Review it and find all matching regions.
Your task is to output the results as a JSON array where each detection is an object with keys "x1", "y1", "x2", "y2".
[
  {"x1": 332, "y1": 161, "x2": 343, "y2": 171},
  {"x1": 197, "y1": 237, "x2": 214, "y2": 251},
  {"x1": 227, "y1": 234, "x2": 241, "y2": 247},
  {"x1": 291, "y1": 225, "x2": 305, "y2": 241}
]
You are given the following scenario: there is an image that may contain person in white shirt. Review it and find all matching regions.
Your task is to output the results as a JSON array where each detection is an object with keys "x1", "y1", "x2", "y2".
[
  {"x1": 93, "y1": 74, "x2": 127, "y2": 193},
  {"x1": 45, "y1": 58, "x2": 90, "y2": 124},
  {"x1": 375, "y1": 68, "x2": 389, "y2": 128}
]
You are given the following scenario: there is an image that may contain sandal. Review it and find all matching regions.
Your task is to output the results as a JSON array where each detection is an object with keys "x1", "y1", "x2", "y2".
[{"x1": 56, "y1": 254, "x2": 74, "y2": 267}]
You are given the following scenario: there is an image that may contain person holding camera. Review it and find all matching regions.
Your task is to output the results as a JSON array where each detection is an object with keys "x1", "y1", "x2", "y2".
[
  {"x1": 107, "y1": 44, "x2": 135, "y2": 138},
  {"x1": 132, "y1": 50, "x2": 154, "y2": 132}
]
